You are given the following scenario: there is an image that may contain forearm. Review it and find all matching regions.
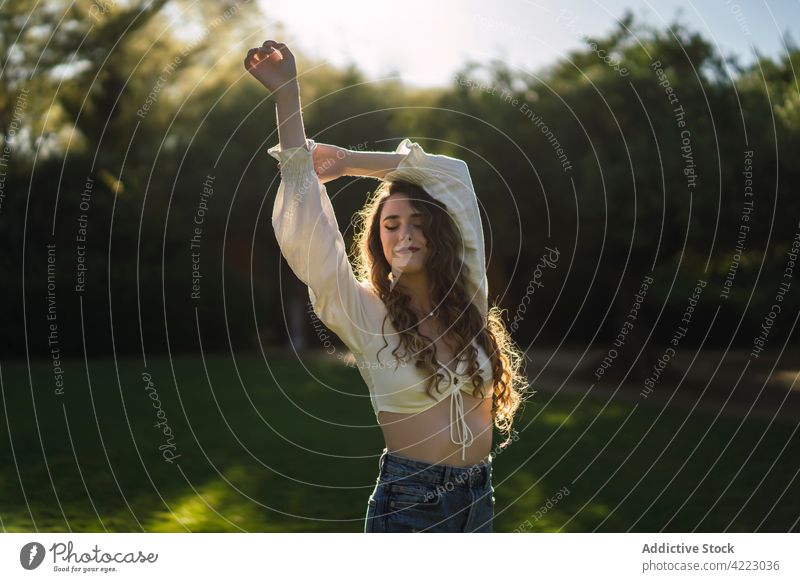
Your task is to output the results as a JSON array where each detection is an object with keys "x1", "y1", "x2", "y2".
[
  {"x1": 274, "y1": 81, "x2": 306, "y2": 150},
  {"x1": 341, "y1": 150, "x2": 406, "y2": 180}
]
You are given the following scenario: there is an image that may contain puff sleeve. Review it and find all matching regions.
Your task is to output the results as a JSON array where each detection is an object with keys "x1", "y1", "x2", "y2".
[
  {"x1": 383, "y1": 139, "x2": 489, "y2": 318},
  {"x1": 268, "y1": 138, "x2": 379, "y2": 354}
]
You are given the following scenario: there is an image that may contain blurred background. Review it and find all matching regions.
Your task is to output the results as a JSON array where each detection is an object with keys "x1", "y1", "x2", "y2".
[{"x1": 0, "y1": 0, "x2": 798, "y2": 532}]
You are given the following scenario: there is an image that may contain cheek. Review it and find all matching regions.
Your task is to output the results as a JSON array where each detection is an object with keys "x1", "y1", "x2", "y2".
[
  {"x1": 380, "y1": 232, "x2": 393, "y2": 257},
  {"x1": 422, "y1": 238, "x2": 433, "y2": 261}
]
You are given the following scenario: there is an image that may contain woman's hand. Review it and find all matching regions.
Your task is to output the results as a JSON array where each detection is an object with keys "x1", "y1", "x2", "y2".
[
  {"x1": 244, "y1": 40, "x2": 297, "y2": 95},
  {"x1": 312, "y1": 143, "x2": 349, "y2": 184}
]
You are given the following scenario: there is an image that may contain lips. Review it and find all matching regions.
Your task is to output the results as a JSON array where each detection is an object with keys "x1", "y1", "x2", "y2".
[{"x1": 394, "y1": 242, "x2": 420, "y2": 254}]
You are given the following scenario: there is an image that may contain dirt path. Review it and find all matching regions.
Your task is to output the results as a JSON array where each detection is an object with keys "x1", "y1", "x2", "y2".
[{"x1": 524, "y1": 347, "x2": 800, "y2": 424}]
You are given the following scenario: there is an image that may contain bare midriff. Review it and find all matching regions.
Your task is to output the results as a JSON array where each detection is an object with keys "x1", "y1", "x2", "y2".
[
  {"x1": 378, "y1": 319, "x2": 494, "y2": 467},
  {"x1": 378, "y1": 393, "x2": 493, "y2": 467}
]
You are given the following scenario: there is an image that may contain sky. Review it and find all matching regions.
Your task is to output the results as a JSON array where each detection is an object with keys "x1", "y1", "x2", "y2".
[{"x1": 250, "y1": 0, "x2": 800, "y2": 88}]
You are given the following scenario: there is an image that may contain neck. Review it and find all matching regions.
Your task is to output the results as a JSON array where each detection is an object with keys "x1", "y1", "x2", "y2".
[{"x1": 394, "y1": 271, "x2": 434, "y2": 316}]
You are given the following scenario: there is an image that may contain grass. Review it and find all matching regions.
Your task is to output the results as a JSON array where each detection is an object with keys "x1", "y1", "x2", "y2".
[{"x1": 0, "y1": 350, "x2": 797, "y2": 532}]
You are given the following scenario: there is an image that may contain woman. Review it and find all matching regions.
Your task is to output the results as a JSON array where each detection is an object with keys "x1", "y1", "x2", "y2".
[{"x1": 244, "y1": 40, "x2": 529, "y2": 533}]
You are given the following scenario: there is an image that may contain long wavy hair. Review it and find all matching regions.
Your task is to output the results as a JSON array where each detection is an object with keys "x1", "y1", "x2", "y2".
[{"x1": 352, "y1": 179, "x2": 531, "y2": 449}]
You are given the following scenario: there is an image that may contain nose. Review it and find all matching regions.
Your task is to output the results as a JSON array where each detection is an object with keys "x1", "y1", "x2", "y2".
[{"x1": 392, "y1": 232, "x2": 413, "y2": 254}]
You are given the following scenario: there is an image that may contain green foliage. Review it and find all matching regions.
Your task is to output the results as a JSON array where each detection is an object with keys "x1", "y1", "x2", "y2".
[{"x1": 1, "y1": 4, "x2": 798, "y2": 354}]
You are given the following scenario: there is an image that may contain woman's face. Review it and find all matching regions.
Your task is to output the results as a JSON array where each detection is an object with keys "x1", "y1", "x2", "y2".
[{"x1": 379, "y1": 193, "x2": 430, "y2": 281}]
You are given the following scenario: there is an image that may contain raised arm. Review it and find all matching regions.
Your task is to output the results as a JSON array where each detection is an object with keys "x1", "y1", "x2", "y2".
[
  {"x1": 341, "y1": 150, "x2": 406, "y2": 180},
  {"x1": 307, "y1": 144, "x2": 405, "y2": 183},
  {"x1": 244, "y1": 40, "x2": 306, "y2": 150},
  {"x1": 244, "y1": 40, "x2": 382, "y2": 353}
]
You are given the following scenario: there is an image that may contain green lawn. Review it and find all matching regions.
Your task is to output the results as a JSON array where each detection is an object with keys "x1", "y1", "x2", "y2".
[{"x1": 1, "y1": 351, "x2": 797, "y2": 532}]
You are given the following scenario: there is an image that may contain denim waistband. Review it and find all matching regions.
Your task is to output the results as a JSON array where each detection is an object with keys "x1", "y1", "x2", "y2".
[{"x1": 378, "y1": 448, "x2": 492, "y2": 489}]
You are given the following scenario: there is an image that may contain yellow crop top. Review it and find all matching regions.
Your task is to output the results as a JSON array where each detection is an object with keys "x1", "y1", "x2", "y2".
[{"x1": 268, "y1": 137, "x2": 492, "y2": 460}]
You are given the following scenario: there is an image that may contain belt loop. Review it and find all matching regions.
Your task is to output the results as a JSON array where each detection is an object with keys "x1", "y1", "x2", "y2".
[
  {"x1": 473, "y1": 460, "x2": 483, "y2": 487},
  {"x1": 442, "y1": 464, "x2": 452, "y2": 488},
  {"x1": 378, "y1": 448, "x2": 387, "y2": 474}
]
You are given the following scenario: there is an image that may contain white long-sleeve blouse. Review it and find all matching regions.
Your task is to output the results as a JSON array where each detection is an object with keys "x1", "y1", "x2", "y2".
[{"x1": 268, "y1": 138, "x2": 492, "y2": 460}]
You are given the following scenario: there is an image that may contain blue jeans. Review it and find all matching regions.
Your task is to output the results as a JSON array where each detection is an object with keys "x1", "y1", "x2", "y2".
[{"x1": 364, "y1": 448, "x2": 495, "y2": 533}]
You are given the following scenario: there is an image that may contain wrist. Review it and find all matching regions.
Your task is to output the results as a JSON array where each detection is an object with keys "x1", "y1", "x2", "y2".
[{"x1": 273, "y1": 80, "x2": 300, "y2": 102}]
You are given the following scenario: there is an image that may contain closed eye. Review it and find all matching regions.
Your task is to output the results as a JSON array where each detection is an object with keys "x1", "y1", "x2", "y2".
[{"x1": 385, "y1": 225, "x2": 422, "y2": 231}]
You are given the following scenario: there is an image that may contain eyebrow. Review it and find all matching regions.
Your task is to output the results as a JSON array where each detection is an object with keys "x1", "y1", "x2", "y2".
[{"x1": 382, "y1": 212, "x2": 423, "y2": 221}]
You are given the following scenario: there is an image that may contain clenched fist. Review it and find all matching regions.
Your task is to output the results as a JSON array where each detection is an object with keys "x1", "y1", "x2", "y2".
[{"x1": 244, "y1": 40, "x2": 297, "y2": 94}]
